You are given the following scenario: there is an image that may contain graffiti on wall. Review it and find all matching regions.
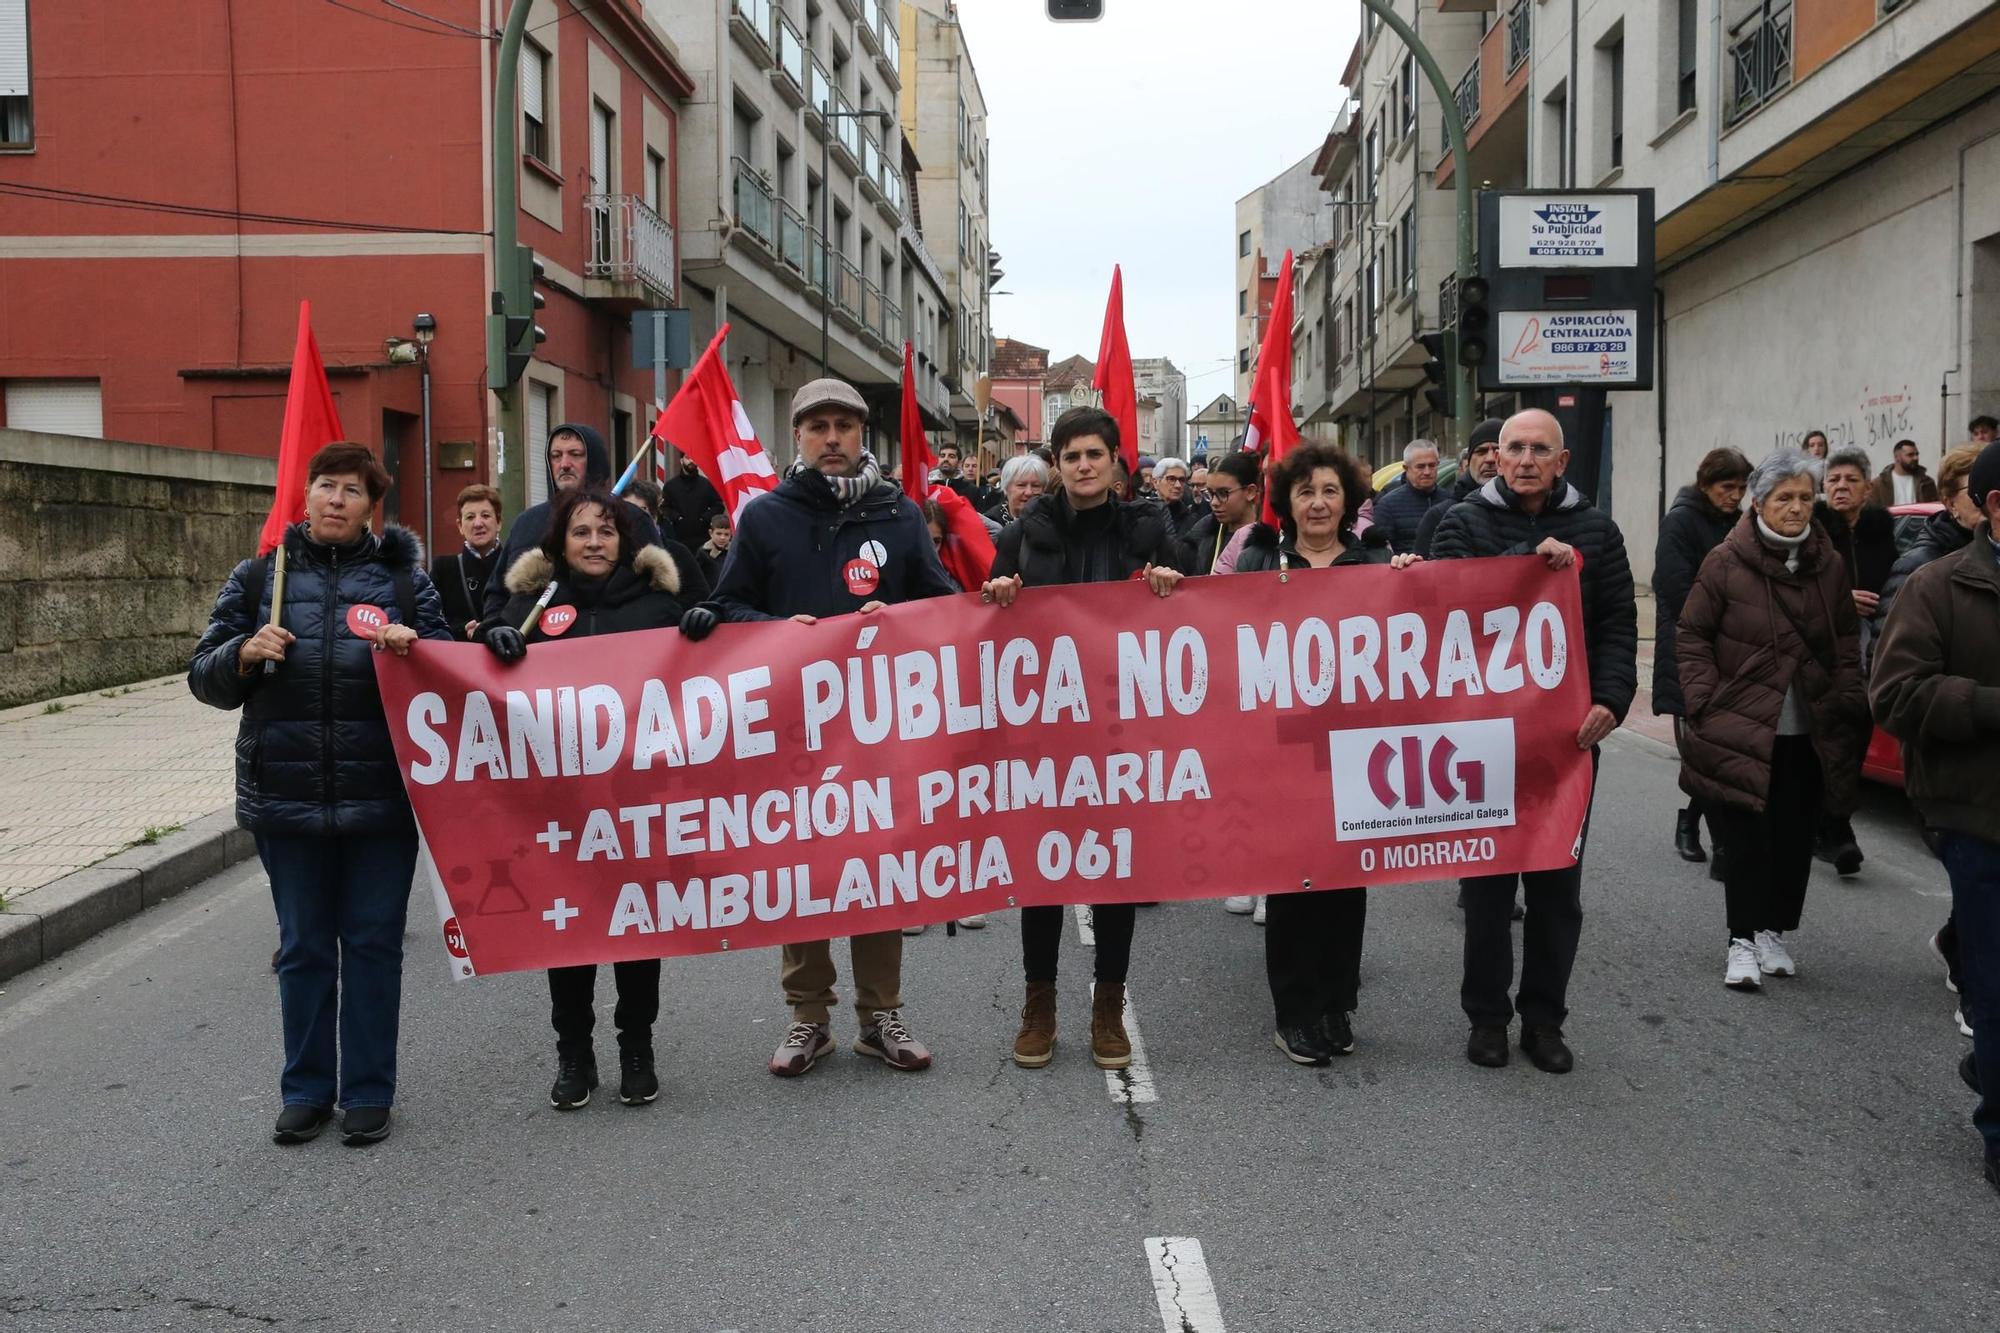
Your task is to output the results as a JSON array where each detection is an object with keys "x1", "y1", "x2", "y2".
[{"x1": 1767, "y1": 384, "x2": 1915, "y2": 457}]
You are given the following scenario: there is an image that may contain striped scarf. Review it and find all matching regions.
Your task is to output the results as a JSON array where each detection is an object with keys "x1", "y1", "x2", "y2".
[{"x1": 791, "y1": 450, "x2": 884, "y2": 506}]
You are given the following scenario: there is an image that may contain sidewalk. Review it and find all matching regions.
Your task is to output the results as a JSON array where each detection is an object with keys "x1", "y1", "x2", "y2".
[{"x1": 0, "y1": 674, "x2": 250, "y2": 981}]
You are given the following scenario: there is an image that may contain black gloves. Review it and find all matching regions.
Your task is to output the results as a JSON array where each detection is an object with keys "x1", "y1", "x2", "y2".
[
  {"x1": 679, "y1": 602, "x2": 721, "y2": 642},
  {"x1": 483, "y1": 624, "x2": 527, "y2": 662}
]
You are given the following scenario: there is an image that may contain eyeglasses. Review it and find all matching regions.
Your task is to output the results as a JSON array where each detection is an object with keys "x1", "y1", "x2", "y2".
[
  {"x1": 1208, "y1": 487, "x2": 1242, "y2": 501},
  {"x1": 1500, "y1": 442, "x2": 1559, "y2": 459}
]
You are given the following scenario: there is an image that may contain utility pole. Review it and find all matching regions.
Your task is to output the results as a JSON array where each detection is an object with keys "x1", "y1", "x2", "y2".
[
  {"x1": 1358, "y1": 0, "x2": 1476, "y2": 454},
  {"x1": 489, "y1": 0, "x2": 535, "y2": 518}
]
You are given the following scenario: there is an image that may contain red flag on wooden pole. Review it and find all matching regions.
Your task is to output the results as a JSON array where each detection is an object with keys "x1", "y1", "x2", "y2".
[
  {"x1": 900, "y1": 341, "x2": 934, "y2": 507},
  {"x1": 259, "y1": 300, "x2": 345, "y2": 556},
  {"x1": 1244, "y1": 250, "x2": 1301, "y2": 527},
  {"x1": 651, "y1": 325, "x2": 779, "y2": 522},
  {"x1": 1092, "y1": 266, "x2": 1142, "y2": 478}
]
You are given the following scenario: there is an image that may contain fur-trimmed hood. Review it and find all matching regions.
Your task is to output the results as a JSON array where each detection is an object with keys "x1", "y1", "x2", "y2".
[{"x1": 503, "y1": 544, "x2": 681, "y2": 595}]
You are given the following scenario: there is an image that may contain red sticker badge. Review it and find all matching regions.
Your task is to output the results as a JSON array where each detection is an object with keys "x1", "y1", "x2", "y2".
[
  {"x1": 441, "y1": 916, "x2": 470, "y2": 959},
  {"x1": 346, "y1": 604, "x2": 388, "y2": 639},
  {"x1": 539, "y1": 605, "x2": 578, "y2": 636},
  {"x1": 843, "y1": 559, "x2": 882, "y2": 597}
]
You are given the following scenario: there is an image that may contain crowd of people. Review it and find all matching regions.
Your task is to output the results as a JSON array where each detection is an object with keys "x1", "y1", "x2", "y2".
[{"x1": 189, "y1": 387, "x2": 1997, "y2": 1201}]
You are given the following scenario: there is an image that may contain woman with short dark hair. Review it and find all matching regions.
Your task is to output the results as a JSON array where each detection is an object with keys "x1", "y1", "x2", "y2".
[
  {"x1": 984, "y1": 406, "x2": 1185, "y2": 1072},
  {"x1": 1233, "y1": 442, "x2": 1419, "y2": 1063},
  {"x1": 481, "y1": 488, "x2": 717, "y2": 1110},
  {"x1": 1652, "y1": 447, "x2": 1750, "y2": 869},
  {"x1": 190, "y1": 442, "x2": 454, "y2": 1146}
]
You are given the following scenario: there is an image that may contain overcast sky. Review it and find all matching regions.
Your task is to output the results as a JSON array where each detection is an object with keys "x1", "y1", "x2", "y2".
[{"x1": 951, "y1": 0, "x2": 1359, "y2": 412}]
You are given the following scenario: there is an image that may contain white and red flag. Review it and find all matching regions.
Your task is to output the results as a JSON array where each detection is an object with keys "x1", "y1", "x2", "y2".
[
  {"x1": 1243, "y1": 249, "x2": 1300, "y2": 527},
  {"x1": 650, "y1": 325, "x2": 777, "y2": 521}
]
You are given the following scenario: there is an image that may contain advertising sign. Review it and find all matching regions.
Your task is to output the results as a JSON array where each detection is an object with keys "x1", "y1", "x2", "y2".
[
  {"x1": 1497, "y1": 195, "x2": 1640, "y2": 268},
  {"x1": 1494, "y1": 310, "x2": 1641, "y2": 385}
]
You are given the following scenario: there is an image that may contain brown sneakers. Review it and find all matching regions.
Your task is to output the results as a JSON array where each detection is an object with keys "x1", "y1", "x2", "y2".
[
  {"x1": 1012, "y1": 982, "x2": 1058, "y2": 1068},
  {"x1": 855, "y1": 1009, "x2": 932, "y2": 1071},
  {"x1": 768, "y1": 1020, "x2": 834, "y2": 1077},
  {"x1": 1091, "y1": 983, "x2": 1132, "y2": 1069}
]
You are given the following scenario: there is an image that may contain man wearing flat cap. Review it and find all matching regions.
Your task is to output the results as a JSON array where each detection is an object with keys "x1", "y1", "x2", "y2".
[{"x1": 713, "y1": 376, "x2": 960, "y2": 1079}]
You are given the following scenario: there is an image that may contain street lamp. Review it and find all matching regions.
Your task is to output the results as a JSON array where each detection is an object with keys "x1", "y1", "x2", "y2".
[
  {"x1": 819, "y1": 107, "x2": 895, "y2": 377},
  {"x1": 413, "y1": 313, "x2": 437, "y2": 554}
]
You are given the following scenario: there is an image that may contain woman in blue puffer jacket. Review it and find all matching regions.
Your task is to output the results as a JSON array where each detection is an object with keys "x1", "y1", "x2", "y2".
[{"x1": 190, "y1": 443, "x2": 453, "y2": 1148}]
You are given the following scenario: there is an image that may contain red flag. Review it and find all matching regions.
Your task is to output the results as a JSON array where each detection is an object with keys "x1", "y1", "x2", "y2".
[
  {"x1": 652, "y1": 325, "x2": 778, "y2": 522},
  {"x1": 1244, "y1": 250, "x2": 1301, "y2": 527},
  {"x1": 259, "y1": 301, "x2": 345, "y2": 555},
  {"x1": 925, "y1": 483, "x2": 996, "y2": 593},
  {"x1": 900, "y1": 341, "x2": 934, "y2": 507},
  {"x1": 1092, "y1": 266, "x2": 1141, "y2": 478}
]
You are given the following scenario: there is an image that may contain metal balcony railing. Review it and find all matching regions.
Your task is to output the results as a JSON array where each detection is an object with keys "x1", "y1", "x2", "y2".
[
  {"x1": 883, "y1": 297, "x2": 902, "y2": 349},
  {"x1": 1727, "y1": 2, "x2": 1793, "y2": 126},
  {"x1": 830, "y1": 90, "x2": 860, "y2": 162},
  {"x1": 777, "y1": 199, "x2": 808, "y2": 274},
  {"x1": 731, "y1": 157, "x2": 774, "y2": 247},
  {"x1": 583, "y1": 194, "x2": 676, "y2": 301},
  {"x1": 1454, "y1": 55, "x2": 1480, "y2": 129},
  {"x1": 730, "y1": 0, "x2": 771, "y2": 51},
  {"x1": 860, "y1": 133, "x2": 883, "y2": 195},
  {"x1": 805, "y1": 54, "x2": 832, "y2": 127},
  {"x1": 836, "y1": 257, "x2": 863, "y2": 318},
  {"x1": 1506, "y1": 0, "x2": 1530, "y2": 73},
  {"x1": 772, "y1": 9, "x2": 807, "y2": 98},
  {"x1": 857, "y1": 0, "x2": 882, "y2": 55},
  {"x1": 806, "y1": 226, "x2": 827, "y2": 291},
  {"x1": 862, "y1": 280, "x2": 885, "y2": 340},
  {"x1": 879, "y1": 6, "x2": 900, "y2": 70}
]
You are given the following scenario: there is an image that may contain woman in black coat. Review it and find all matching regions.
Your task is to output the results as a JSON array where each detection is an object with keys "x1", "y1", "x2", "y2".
[
  {"x1": 481, "y1": 488, "x2": 717, "y2": 1111},
  {"x1": 189, "y1": 443, "x2": 454, "y2": 1147},
  {"x1": 1234, "y1": 442, "x2": 1418, "y2": 1065},
  {"x1": 1650, "y1": 447, "x2": 1748, "y2": 868},
  {"x1": 982, "y1": 406, "x2": 1185, "y2": 1074}
]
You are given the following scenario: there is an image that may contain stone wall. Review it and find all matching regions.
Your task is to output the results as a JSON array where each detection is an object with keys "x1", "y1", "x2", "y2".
[{"x1": 0, "y1": 431, "x2": 274, "y2": 708}]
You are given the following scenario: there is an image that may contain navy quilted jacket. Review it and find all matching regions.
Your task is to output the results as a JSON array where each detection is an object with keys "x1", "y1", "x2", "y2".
[{"x1": 188, "y1": 523, "x2": 453, "y2": 836}]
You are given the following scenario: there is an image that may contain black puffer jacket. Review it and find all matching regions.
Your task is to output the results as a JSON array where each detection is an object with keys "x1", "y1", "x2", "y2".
[
  {"x1": 491, "y1": 544, "x2": 696, "y2": 642},
  {"x1": 1432, "y1": 476, "x2": 1638, "y2": 722},
  {"x1": 481, "y1": 423, "x2": 661, "y2": 618},
  {"x1": 1413, "y1": 471, "x2": 1482, "y2": 559},
  {"x1": 1370, "y1": 479, "x2": 1449, "y2": 554},
  {"x1": 189, "y1": 524, "x2": 453, "y2": 836},
  {"x1": 1232, "y1": 522, "x2": 1391, "y2": 573},
  {"x1": 992, "y1": 492, "x2": 1183, "y2": 589},
  {"x1": 1650, "y1": 485, "x2": 1740, "y2": 716},
  {"x1": 1880, "y1": 507, "x2": 1975, "y2": 622}
]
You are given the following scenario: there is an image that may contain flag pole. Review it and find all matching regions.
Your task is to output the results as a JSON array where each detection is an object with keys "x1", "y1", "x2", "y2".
[{"x1": 262, "y1": 544, "x2": 288, "y2": 677}]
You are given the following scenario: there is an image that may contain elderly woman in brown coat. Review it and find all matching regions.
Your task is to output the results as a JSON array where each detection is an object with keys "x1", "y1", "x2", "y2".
[{"x1": 1676, "y1": 448, "x2": 1871, "y2": 992}]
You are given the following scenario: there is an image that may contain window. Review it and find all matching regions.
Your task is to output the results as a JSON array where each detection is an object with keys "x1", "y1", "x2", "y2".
[
  {"x1": 644, "y1": 148, "x2": 666, "y2": 214},
  {"x1": 1608, "y1": 38, "x2": 1625, "y2": 170},
  {"x1": 1677, "y1": 0, "x2": 1698, "y2": 115},
  {"x1": 1365, "y1": 122, "x2": 1380, "y2": 184},
  {"x1": 525, "y1": 381, "x2": 556, "y2": 507},
  {"x1": 589, "y1": 100, "x2": 614, "y2": 195},
  {"x1": 1238, "y1": 288, "x2": 1248, "y2": 317},
  {"x1": 1398, "y1": 209, "x2": 1415, "y2": 293},
  {"x1": 1044, "y1": 392, "x2": 1065, "y2": 438},
  {"x1": 1239, "y1": 230, "x2": 1252, "y2": 258},
  {"x1": 1365, "y1": 256, "x2": 1379, "y2": 335},
  {"x1": 1399, "y1": 52, "x2": 1417, "y2": 140},
  {"x1": 1543, "y1": 81, "x2": 1570, "y2": 187},
  {"x1": 1238, "y1": 348, "x2": 1250, "y2": 374},
  {"x1": 0, "y1": 0, "x2": 30, "y2": 149},
  {"x1": 4, "y1": 379, "x2": 102, "y2": 437},
  {"x1": 521, "y1": 40, "x2": 551, "y2": 165}
]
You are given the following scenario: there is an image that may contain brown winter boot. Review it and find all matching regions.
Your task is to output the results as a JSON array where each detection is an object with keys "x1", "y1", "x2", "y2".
[
  {"x1": 1091, "y1": 983, "x2": 1132, "y2": 1069},
  {"x1": 1013, "y1": 982, "x2": 1057, "y2": 1068}
]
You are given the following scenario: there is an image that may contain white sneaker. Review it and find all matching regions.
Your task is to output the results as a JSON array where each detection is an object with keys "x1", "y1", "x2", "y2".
[
  {"x1": 1252, "y1": 895, "x2": 1267, "y2": 925},
  {"x1": 1958, "y1": 1008, "x2": 1974, "y2": 1038},
  {"x1": 1726, "y1": 938, "x2": 1762, "y2": 990},
  {"x1": 1223, "y1": 896, "x2": 1254, "y2": 915},
  {"x1": 1754, "y1": 929, "x2": 1796, "y2": 977},
  {"x1": 902, "y1": 922, "x2": 928, "y2": 936},
  {"x1": 955, "y1": 914, "x2": 987, "y2": 929},
  {"x1": 1929, "y1": 929, "x2": 1958, "y2": 994}
]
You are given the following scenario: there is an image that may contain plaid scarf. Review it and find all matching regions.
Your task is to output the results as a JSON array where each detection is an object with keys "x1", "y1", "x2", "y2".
[{"x1": 791, "y1": 450, "x2": 884, "y2": 506}]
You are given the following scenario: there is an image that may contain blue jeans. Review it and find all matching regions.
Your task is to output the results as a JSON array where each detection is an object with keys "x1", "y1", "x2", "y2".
[
  {"x1": 257, "y1": 830, "x2": 418, "y2": 1110},
  {"x1": 1937, "y1": 831, "x2": 2000, "y2": 1161}
]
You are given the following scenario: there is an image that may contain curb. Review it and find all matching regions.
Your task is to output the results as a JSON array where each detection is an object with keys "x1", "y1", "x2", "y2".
[{"x1": 0, "y1": 810, "x2": 256, "y2": 984}]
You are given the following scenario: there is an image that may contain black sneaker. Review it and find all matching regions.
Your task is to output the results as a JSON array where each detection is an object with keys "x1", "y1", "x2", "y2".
[
  {"x1": 340, "y1": 1106, "x2": 391, "y2": 1145},
  {"x1": 1466, "y1": 1025, "x2": 1509, "y2": 1068},
  {"x1": 1521, "y1": 1026, "x2": 1575, "y2": 1075},
  {"x1": 618, "y1": 1046, "x2": 660, "y2": 1106},
  {"x1": 550, "y1": 1051, "x2": 598, "y2": 1110},
  {"x1": 1273, "y1": 1023, "x2": 1332, "y2": 1066},
  {"x1": 1322, "y1": 1011, "x2": 1356, "y2": 1056},
  {"x1": 1962, "y1": 1052, "x2": 1982, "y2": 1096},
  {"x1": 271, "y1": 1105, "x2": 331, "y2": 1145}
]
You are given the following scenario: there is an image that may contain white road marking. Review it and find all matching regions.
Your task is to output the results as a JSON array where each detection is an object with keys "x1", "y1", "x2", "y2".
[
  {"x1": 1073, "y1": 903, "x2": 1095, "y2": 948},
  {"x1": 1098, "y1": 981, "x2": 1158, "y2": 1105},
  {"x1": 1145, "y1": 1236, "x2": 1227, "y2": 1333}
]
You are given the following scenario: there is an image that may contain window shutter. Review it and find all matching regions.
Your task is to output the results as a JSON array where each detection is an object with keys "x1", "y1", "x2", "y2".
[
  {"x1": 589, "y1": 103, "x2": 610, "y2": 193},
  {"x1": 0, "y1": 0, "x2": 26, "y2": 100},
  {"x1": 5, "y1": 380, "x2": 103, "y2": 438},
  {"x1": 519, "y1": 43, "x2": 545, "y2": 124},
  {"x1": 526, "y1": 383, "x2": 551, "y2": 508}
]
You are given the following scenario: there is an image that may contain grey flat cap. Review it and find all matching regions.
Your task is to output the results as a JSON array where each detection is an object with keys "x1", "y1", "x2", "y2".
[{"x1": 790, "y1": 377, "x2": 869, "y2": 425}]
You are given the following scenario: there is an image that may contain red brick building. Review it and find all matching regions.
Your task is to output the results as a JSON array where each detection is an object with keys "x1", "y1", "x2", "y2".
[{"x1": 0, "y1": 0, "x2": 691, "y2": 544}]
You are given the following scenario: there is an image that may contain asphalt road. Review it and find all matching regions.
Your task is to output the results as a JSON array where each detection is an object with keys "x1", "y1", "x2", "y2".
[{"x1": 1, "y1": 729, "x2": 1993, "y2": 1332}]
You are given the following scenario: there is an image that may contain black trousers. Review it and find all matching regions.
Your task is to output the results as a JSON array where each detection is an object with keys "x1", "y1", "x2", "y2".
[
  {"x1": 548, "y1": 960, "x2": 661, "y2": 1056},
  {"x1": 1021, "y1": 904, "x2": 1135, "y2": 986},
  {"x1": 1672, "y1": 719, "x2": 1709, "y2": 827},
  {"x1": 1460, "y1": 750, "x2": 1598, "y2": 1031},
  {"x1": 1707, "y1": 735, "x2": 1822, "y2": 942},
  {"x1": 1264, "y1": 887, "x2": 1367, "y2": 1027}
]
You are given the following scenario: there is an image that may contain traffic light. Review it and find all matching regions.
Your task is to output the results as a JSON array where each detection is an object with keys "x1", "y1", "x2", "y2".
[
  {"x1": 486, "y1": 245, "x2": 547, "y2": 389},
  {"x1": 1456, "y1": 275, "x2": 1491, "y2": 368},
  {"x1": 1418, "y1": 330, "x2": 1455, "y2": 419}
]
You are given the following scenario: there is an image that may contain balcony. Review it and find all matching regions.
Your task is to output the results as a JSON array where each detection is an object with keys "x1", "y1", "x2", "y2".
[
  {"x1": 833, "y1": 0, "x2": 860, "y2": 19},
  {"x1": 883, "y1": 296, "x2": 903, "y2": 350},
  {"x1": 877, "y1": 161, "x2": 905, "y2": 223},
  {"x1": 582, "y1": 193, "x2": 675, "y2": 307},
  {"x1": 777, "y1": 199, "x2": 809, "y2": 277},
  {"x1": 835, "y1": 256, "x2": 863, "y2": 322},
  {"x1": 862, "y1": 280, "x2": 885, "y2": 342},
  {"x1": 1726, "y1": 2, "x2": 1794, "y2": 126},
  {"x1": 1454, "y1": 54, "x2": 1480, "y2": 129},
  {"x1": 878, "y1": 7, "x2": 901, "y2": 87},
  {"x1": 771, "y1": 8, "x2": 808, "y2": 108},
  {"x1": 730, "y1": 0, "x2": 774, "y2": 67},
  {"x1": 829, "y1": 91, "x2": 862, "y2": 172},
  {"x1": 857, "y1": 0, "x2": 882, "y2": 57},
  {"x1": 1506, "y1": 0, "x2": 1529, "y2": 74},
  {"x1": 859, "y1": 134, "x2": 885, "y2": 202},
  {"x1": 731, "y1": 157, "x2": 775, "y2": 250},
  {"x1": 804, "y1": 54, "x2": 832, "y2": 130}
]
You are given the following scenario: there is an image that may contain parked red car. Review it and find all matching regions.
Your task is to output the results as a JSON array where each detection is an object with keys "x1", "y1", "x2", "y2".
[{"x1": 1862, "y1": 501, "x2": 1945, "y2": 786}]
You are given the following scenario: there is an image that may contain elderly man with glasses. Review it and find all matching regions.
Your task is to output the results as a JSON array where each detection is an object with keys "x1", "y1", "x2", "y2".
[{"x1": 1430, "y1": 409, "x2": 1637, "y2": 1077}]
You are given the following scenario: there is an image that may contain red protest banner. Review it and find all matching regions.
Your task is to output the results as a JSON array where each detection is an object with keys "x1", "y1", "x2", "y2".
[{"x1": 377, "y1": 559, "x2": 1596, "y2": 979}]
